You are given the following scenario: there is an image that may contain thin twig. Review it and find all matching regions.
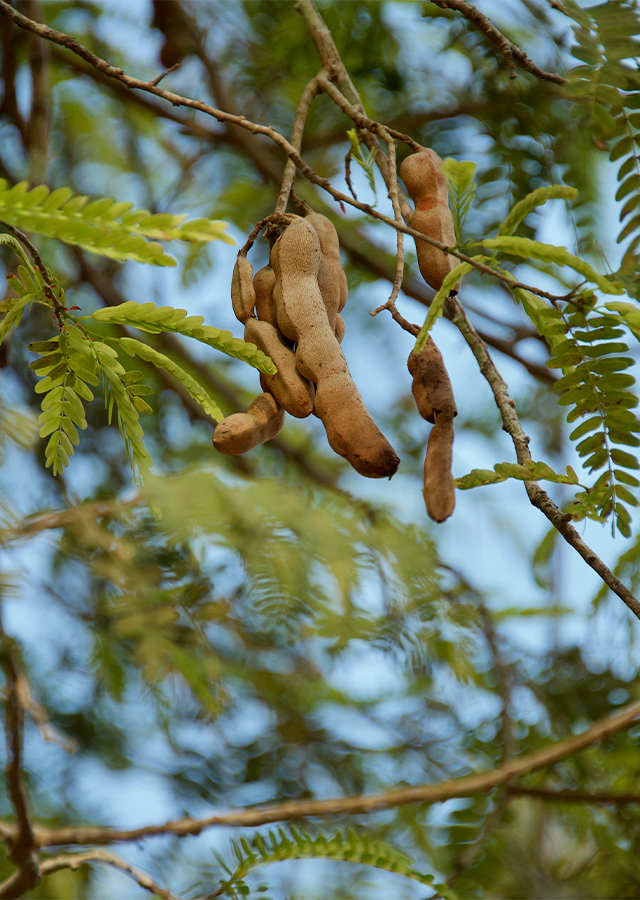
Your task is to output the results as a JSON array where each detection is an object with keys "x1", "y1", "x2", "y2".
[
  {"x1": 21, "y1": 699, "x2": 640, "y2": 847},
  {"x1": 430, "y1": 0, "x2": 567, "y2": 84},
  {"x1": 448, "y1": 295, "x2": 640, "y2": 622},
  {"x1": 39, "y1": 850, "x2": 193, "y2": 900},
  {"x1": 316, "y1": 72, "x2": 415, "y2": 223},
  {"x1": 23, "y1": 0, "x2": 49, "y2": 185},
  {"x1": 0, "y1": 220, "x2": 64, "y2": 326},
  {"x1": 0, "y1": 496, "x2": 143, "y2": 546},
  {"x1": 0, "y1": 612, "x2": 41, "y2": 898},
  {"x1": 276, "y1": 74, "x2": 321, "y2": 214},
  {"x1": 339, "y1": 228, "x2": 557, "y2": 383},
  {"x1": 378, "y1": 126, "x2": 405, "y2": 313},
  {"x1": 48, "y1": 31, "x2": 553, "y2": 383},
  {"x1": 148, "y1": 62, "x2": 180, "y2": 87}
]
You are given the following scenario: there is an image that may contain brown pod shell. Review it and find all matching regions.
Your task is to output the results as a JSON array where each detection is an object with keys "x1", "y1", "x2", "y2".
[
  {"x1": 314, "y1": 375, "x2": 400, "y2": 478},
  {"x1": 271, "y1": 217, "x2": 399, "y2": 478},
  {"x1": 423, "y1": 410, "x2": 456, "y2": 523},
  {"x1": 253, "y1": 264, "x2": 278, "y2": 327},
  {"x1": 400, "y1": 149, "x2": 457, "y2": 292},
  {"x1": 408, "y1": 339, "x2": 457, "y2": 424},
  {"x1": 231, "y1": 255, "x2": 256, "y2": 324},
  {"x1": 212, "y1": 392, "x2": 284, "y2": 455},
  {"x1": 245, "y1": 318, "x2": 314, "y2": 419},
  {"x1": 306, "y1": 211, "x2": 348, "y2": 325}
]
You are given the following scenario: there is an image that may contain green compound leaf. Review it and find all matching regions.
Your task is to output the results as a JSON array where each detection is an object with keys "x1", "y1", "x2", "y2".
[
  {"x1": 413, "y1": 261, "x2": 473, "y2": 353},
  {"x1": 213, "y1": 826, "x2": 459, "y2": 900},
  {"x1": 93, "y1": 342, "x2": 153, "y2": 479},
  {"x1": 498, "y1": 185, "x2": 579, "y2": 237},
  {"x1": 119, "y1": 338, "x2": 223, "y2": 423},
  {"x1": 90, "y1": 301, "x2": 276, "y2": 375},
  {"x1": 32, "y1": 330, "x2": 97, "y2": 475},
  {"x1": 0, "y1": 180, "x2": 234, "y2": 267},
  {"x1": 441, "y1": 157, "x2": 477, "y2": 241},
  {"x1": 456, "y1": 461, "x2": 580, "y2": 490},
  {"x1": 480, "y1": 236, "x2": 625, "y2": 294}
]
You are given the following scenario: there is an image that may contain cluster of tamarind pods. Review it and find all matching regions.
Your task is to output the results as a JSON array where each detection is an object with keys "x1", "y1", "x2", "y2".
[{"x1": 213, "y1": 148, "x2": 458, "y2": 523}]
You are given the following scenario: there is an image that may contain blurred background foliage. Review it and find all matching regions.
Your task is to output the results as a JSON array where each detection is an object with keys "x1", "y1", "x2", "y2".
[{"x1": 0, "y1": 0, "x2": 639, "y2": 897}]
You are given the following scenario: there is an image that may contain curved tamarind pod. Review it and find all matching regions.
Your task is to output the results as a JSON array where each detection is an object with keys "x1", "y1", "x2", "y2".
[
  {"x1": 305, "y1": 212, "x2": 348, "y2": 327},
  {"x1": 253, "y1": 264, "x2": 278, "y2": 328},
  {"x1": 212, "y1": 392, "x2": 284, "y2": 455},
  {"x1": 231, "y1": 255, "x2": 256, "y2": 324},
  {"x1": 244, "y1": 318, "x2": 314, "y2": 418},
  {"x1": 423, "y1": 410, "x2": 456, "y2": 522},
  {"x1": 272, "y1": 217, "x2": 399, "y2": 478},
  {"x1": 313, "y1": 377, "x2": 400, "y2": 478},
  {"x1": 335, "y1": 313, "x2": 345, "y2": 344},
  {"x1": 400, "y1": 149, "x2": 457, "y2": 292},
  {"x1": 408, "y1": 338, "x2": 457, "y2": 424}
]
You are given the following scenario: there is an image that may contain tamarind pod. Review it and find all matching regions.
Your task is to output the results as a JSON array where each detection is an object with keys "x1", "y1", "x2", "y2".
[
  {"x1": 271, "y1": 217, "x2": 325, "y2": 343},
  {"x1": 335, "y1": 313, "x2": 345, "y2": 344},
  {"x1": 231, "y1": 255, "x2": 256, "y2": 324},
  {"x1": 253, "y1": 264, "x2": 278, "y2": 328},
  {"x1": 408, "y1": 339, "x2": 457, "y2": 424},
  {"x1": 314, "y1": 375, "x2": 400, "y2": 478},
  {"x1": 400, "y1": 149, "x2": 457, "y2": 292},
  {"x1": 423, "y1": 410, "x2": 456, "y2": 523},
  {"x1": 272, "y1": 217, "x2": 399, "y2": 478},
  {"x1": 306, "y1": 211, "x2": 348, "y2": 325},
  {"x1": 244, "y1": 318, "x2": 315, "y2": 418},
  {"x1": 212, "y1": 392, "x2": 284, "y2": 455}
]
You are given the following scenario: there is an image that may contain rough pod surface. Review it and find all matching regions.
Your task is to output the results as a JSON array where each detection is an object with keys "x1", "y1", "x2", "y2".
[
  {"x1": 271, "y1": 216, "x2": 399, "y2": 478},
  {"x1": 400, "y1": 148, "x2": 457, "y2": 292},
  {"x1": 212, "y1": 392, "x2": 284, "y2": 455}
]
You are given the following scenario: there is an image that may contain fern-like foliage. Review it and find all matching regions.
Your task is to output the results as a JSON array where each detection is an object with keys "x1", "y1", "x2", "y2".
[
  {"x1": 414, "y1": 261, "x2": 474, "y2": 352},
  {"x1": 561, "y1": 1, "x2": 640, "y2": 293},
  {"x1": 211, "y1": 827, "x2": 458, "y2": 899},
  {"x1": 29, "y1": 326, "x2": 154, "y2": 479},
  {"x1": 524, "y1": 298, "x2": 640, "y2": 535},
  {"x1": 89, "y1": 301, "x2": 276, "y2": 375},
  {"x1": 413, "y1": 178, "x2": 640, "y2": 534},
  {"x1": 30, "y1": 328, "x2": 97, "y2": 475},
  {"x1": 456, "y1": 459, "x2": 580, "y2": 491},
  {"x1": 347, "y1": 128, "x2": 378, "y2": 201},
  {"x1": 441, "y1": 157, "x2": 477, "y2": 242},
  {"x1": 413, "y1": 183, "x2": 623, "y2": 351},
  {"x1": 0, "y1": 180, "x2": 233, "y2": 266},
  {"x1": 118, "y1": 337, "x2": 223, "y2": 422},
  {"x1": 92, "y1": 340, "x2": 153, "y2": 478},
  {"x1": 497, "y1": 185, "x2": 579, "y2": 237}
]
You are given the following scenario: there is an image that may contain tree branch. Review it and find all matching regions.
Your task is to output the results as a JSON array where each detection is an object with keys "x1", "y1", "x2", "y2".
[
  {"x1": 505, "y1": 786, "x2": 640, "y2": 805},
  {"x1": 430, "y1": 0, "x2": 567, "y2": 84},
  {"x1": 39, "y1": 850, "x2": 191, "y2": 900},
  {"x1": 0, "y1": 615, "x2": 41, "y2": 898},
  {"x1": 276, "y1": 74, "x2": 321, "y2": 214},
  {"x1": 0, "y1": 0, "x2": 570, "y2": 305},
  {"x1": 23, "y1": 699, "x2": 640, "y2": 847},
  {"x1": 448, "y1": 296, "x2": 640, "y2": 621}
]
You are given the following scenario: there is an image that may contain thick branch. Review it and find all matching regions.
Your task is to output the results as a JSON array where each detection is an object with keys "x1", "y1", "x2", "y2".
[
  {"x1": 27, "y1": 699, "x2": 640, "y2": 847},
  {"x1": 431, "y1": 0, "x2": 566, "y2": 84}
]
